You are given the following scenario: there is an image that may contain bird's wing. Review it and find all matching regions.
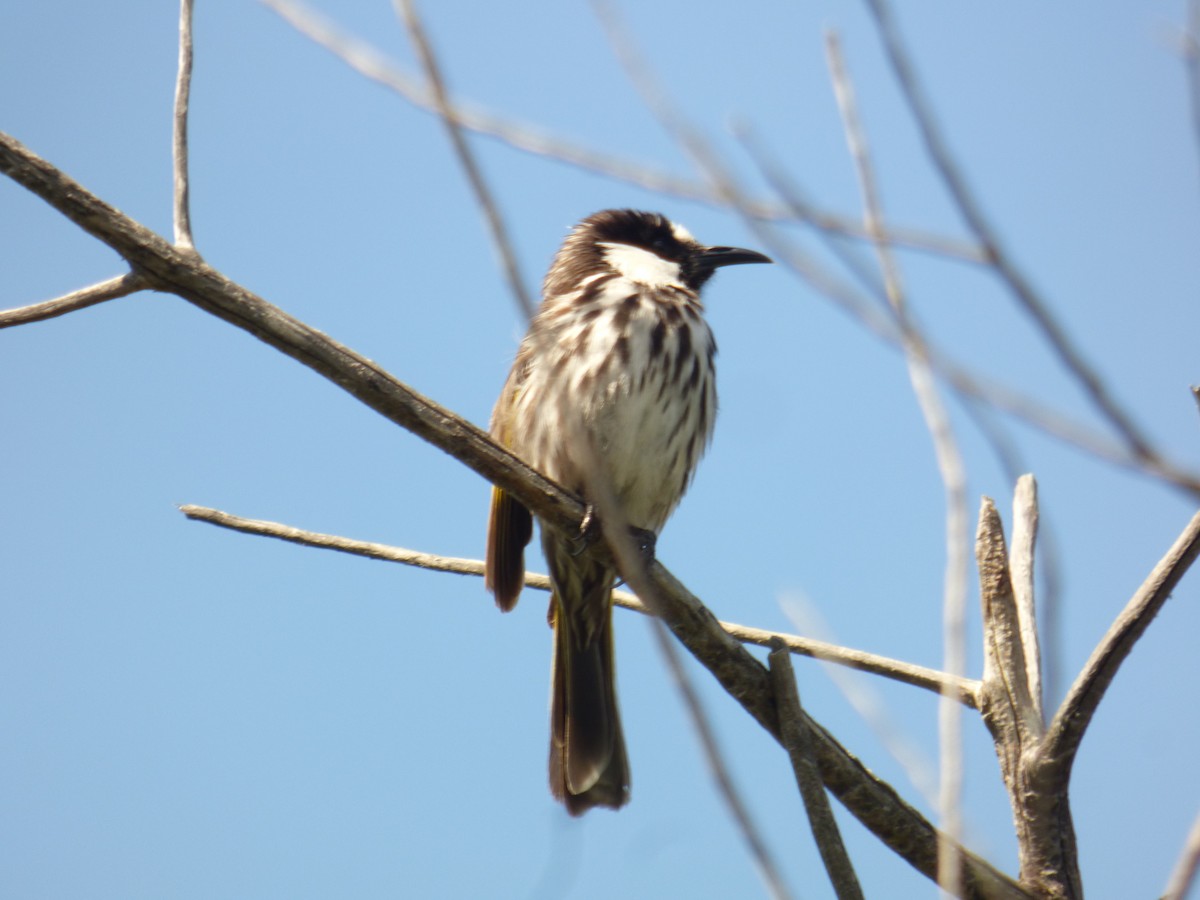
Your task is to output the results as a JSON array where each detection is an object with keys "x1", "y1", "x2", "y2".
[{"x1": 485, "y1": 366, "x2": 534, "y2": 612}]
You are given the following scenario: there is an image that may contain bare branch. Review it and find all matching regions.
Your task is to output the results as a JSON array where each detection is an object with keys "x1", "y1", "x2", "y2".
[
  {"x1": 570, "y1": 428, "x2": 793, "y2": 900},
  {"x1": 173, "y1": 0, "x2": 196, "y2": 250},
  {"x1": 1044, "y1": 508, "x2": 1200, "y2": 777},
  {"x1": 976, "y1": 498, "x2": 1044, "y2": 748},
  {"x1": 862, "y1": 0, "x2": 1160, "y2": 467},
  {"x1": 1185, "y1": 0, "x2": 1200, "y2": 185},
  {"x1": 977, "y1": 498, "x2": 1081, "y2": 897},
  {"x1": 393, "y1": 0, "x2": 534, "y2": 319},
  {"x1": 0, "y1": 273, "x2": 147, "y2": 329},
  {"x1": 180, "y1": 503, "x2": 981, "y2": 704},
  {"x1": 1163, "y1": 804, "x2": 1200, "y2": 900},
  {"x1": 824, "y1": 30, "x2": 971, "y2": 896},
  {"x1": 1, "y1": 132, "x2": 1028, "y2": 899},
  {"x1": 736, "y1": 125, "x2": 986, "y2": 265},
  {"x1": 769, "y1": 641, "x2": 864, "y2": 900},
  {"x1": 262, "y1": 0, "x2": 745, "y2": 209},
  {"x1": 262, "y1": 0, "x2": 970, "y2": 260},
  {"x1": 1009, "y1": 475, "x2": 1044, "y2": 724},
  {"x1": 781, "y1": 596, "x2": 941, "y2": 809},
  {"x1": 655, "y1": 622, "x2": 794, "y2": 900}
]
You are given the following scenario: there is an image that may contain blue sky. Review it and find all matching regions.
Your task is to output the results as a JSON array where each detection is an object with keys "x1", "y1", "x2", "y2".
[{"x1": 2, "y1": 1, "x2": 1198, "y2": 898}]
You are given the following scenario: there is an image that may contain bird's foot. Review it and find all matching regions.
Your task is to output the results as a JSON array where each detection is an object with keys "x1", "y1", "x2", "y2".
[{"x1": 568, "y1": 503, "x2": 602, "y2": 558}]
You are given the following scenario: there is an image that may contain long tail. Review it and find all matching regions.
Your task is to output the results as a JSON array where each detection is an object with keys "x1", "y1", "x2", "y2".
[{"x1": 544, "y1": 537, "x2": 630, "y2": 815}]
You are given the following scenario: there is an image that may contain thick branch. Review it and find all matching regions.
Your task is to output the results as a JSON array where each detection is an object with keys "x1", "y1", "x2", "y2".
[
  {"x1": 2, "y1": 132, "x2": 1027, "y2": 899},
  {"x1": 976, "y1": 497, "x2": 1076, "y2": 897}
]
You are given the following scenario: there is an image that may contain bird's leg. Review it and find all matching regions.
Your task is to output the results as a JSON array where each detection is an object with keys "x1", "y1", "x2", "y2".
[{"x1": 568, "y1": 503, "x2": 602, "y2": 558}]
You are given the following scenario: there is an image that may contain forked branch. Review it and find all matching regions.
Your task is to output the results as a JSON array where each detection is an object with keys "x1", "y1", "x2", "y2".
[{"x1": 0, "y1": 130, "x2": 1027, "y2": 899}]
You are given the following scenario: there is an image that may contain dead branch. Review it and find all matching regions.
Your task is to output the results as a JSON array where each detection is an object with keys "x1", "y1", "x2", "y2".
[{"x1": 0, "y1": 131, "x2": 1027, "y2": 898}]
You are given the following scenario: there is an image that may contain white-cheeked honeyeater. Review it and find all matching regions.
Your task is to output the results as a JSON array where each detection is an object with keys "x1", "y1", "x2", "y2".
[{"x1": 486, "y1": 209, "x2": 771, "y2": 815}]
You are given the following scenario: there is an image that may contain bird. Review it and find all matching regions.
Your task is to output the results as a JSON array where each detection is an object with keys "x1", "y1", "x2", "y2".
[{"x1": 485, "y1": 209, "x2": 771, "y2": 815}]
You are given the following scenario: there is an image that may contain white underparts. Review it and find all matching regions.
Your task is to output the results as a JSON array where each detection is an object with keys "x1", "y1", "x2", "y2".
[{"x1": 598, "y1": 242, "x2": 683, "y2": 288}]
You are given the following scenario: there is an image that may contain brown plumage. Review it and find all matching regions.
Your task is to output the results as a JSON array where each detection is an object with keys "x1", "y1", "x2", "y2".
[{"x1": 485, "y1": 210, "x2": 770, "y2": 814}]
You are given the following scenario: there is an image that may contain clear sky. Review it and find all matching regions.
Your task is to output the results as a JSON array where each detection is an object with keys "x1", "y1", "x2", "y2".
[{"x1": 2, "y1": 1, "x2": 1198, "y2": 898}]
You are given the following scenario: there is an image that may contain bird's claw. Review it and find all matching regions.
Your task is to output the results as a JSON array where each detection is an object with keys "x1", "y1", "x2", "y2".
[{"x1": 568, "y1": 503, "x2": 602, "y2": 558}]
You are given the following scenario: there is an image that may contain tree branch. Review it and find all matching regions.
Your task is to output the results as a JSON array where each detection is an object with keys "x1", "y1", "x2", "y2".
[
  {"x1": 825, "y1": 30, "x2": 972, "y2": 895},
  {"x1": 1, "y1": 130, "x2": 1028, "y2": 899},
  {"x1": 261, "y1": 0, "x2": 976, "y2": 261},
  {"x1": 769, "y1": 641, "x2": 863, "y2": 900},
  {"x1": 0, "y1": 272, "x2": 147, "y2": 329},
  {"x1": 393, "y1": 0, "x2": 534, "y2": 319},
  {"x1": 1043, "y1": 508, "x2": 1200, "y2": 777},
  {"x1": 862, "y1": 0, "x2": 1160, "y2": 468},
  {"x1": 178, "y1": 503, "x2": 981, "y2": 706},
  {"x1": 1163, "y1": 803, "x2": 1200, "y2": 900},
  {"x1": 173, "y1": 0, "x2": 196, "y2": 250},
  {"x1": 1008, "y1": 475, "x2": 1044, "y2": 724},
  {"x1": 976, "y1": 497, "x2": 1077, "y2": 897}
]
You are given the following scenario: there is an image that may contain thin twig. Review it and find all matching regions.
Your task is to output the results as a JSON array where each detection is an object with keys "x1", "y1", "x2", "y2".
[
  {"x1": 261, "y1": 0, "x2": 970, "y2": 259},
  {"x1": 736, "y1": 123, "x2": 985, "y2": 270},
  {"x1": 781, "y1": 595, "x2": 940, "y2": 809},
  {"x1": 1163, "y1": 804, "x2": 1200, "y2": 900},
  {"x1": 824, "y1": 30, "x2": 970, "y2": 896},
  {"x1": 733, "y1": 124, "x2": 985, "y2": 264},
  {"x1": 1043, "y1": 508, "x2": 1200, "y2": 778},
  {"x1": 0, "y1": 273, "x2": 147, "y2": 329},
  {"x1": 655, "y1": 622, "x2": 793, "y2": 900},
  {"x1": 177, "y1": 505, "x2": 982, "y2": 704},
  {"x1": 741, "y1": 122, "x2": 1194, "y2": 494},
  {"x1": 173, "y1": 0, "x2": 196, "y2": 250},
  {"x1": 393, "y1": 0, "x2": 534, "y2": 319},
  {"x1": 769, "y1": 641, "x2": 863, "y2": 900},
  {"x1": 1185, "y1": 0, "x2": 1200, "y2": 187},
  {"x1": 0, "y1": 132, "x2": 1029, "y2": 898},
  {"x1": 862, "y1": 0, "x2": 1161, "y2": 468}
]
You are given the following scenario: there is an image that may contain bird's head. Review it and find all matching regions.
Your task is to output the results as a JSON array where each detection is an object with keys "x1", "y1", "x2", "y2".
[{"x1": 545, "y1": 209, "x2": 772, "y2": 296}]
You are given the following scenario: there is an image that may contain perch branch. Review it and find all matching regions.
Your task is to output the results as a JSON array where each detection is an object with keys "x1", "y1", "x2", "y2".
[
  {"x1": 1, "y1": 131, "x2": 1028, "y2": 899},
  {"x1": 572, "y1": 434, "x2": 792, "y2": 900}
]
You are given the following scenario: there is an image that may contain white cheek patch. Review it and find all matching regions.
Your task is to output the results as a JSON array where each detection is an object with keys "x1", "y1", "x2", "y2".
[{"x1": 599, "y1": 242, "x2": 683, "y2": 287}]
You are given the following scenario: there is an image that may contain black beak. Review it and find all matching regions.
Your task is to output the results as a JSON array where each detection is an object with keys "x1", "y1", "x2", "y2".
[{"x1": 696, "y1": 245, "x2": 773, "y2": 272}]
